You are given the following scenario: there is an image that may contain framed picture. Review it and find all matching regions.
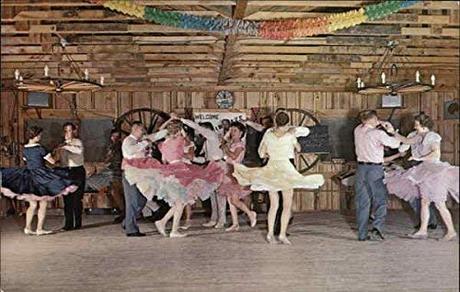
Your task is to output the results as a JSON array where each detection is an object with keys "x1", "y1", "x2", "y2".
[
  {"x1": 26, "y1": 92, "x2": 52, "y2": 108},
  {"x1": 381, "y1": 94, "x2": 403, "y2": 108}
]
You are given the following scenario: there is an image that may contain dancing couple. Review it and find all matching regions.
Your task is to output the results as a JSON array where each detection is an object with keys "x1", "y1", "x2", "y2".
[{"x1": 354, "y1": 110, "x2": 458, "y2": 242}]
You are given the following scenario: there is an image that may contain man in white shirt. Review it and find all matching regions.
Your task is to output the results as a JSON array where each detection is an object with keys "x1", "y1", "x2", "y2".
[
  {"x1": 354, "y1": 110, "x2": 402, "y2": 241},
  {"x1": 121, "y1": 121, "x2": 167, "y2": 237},
  {"x1": 58, "y1": 122, "x2": 85, "y2": 231}
]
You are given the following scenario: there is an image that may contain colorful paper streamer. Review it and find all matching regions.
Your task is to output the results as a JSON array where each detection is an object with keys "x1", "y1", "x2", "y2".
[{"x1": 93, "y1": 0, "x2": 420, "y2": 40}]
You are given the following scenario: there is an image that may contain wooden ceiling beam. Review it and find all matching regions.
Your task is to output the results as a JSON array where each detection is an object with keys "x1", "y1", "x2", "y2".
[
  {"x1": 0, "y1": 1, "x2": 236, "y2": 7},
  {"x1": 217, "y1": 0, "x2": 248, "y2": 85}
]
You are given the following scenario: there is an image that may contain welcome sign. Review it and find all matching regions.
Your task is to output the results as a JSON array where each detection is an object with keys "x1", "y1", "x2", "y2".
[{"x1": 193, "y1": 110, "x2": 246, "y2": 132}]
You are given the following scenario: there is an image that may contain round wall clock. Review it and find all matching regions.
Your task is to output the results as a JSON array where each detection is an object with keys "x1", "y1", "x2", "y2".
[{"x1": 216, "y1": 90, "x2": 234, "y2": 109}]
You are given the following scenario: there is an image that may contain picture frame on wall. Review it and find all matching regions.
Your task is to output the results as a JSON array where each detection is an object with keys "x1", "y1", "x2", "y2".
[
  {"x1": 26, "y1": 92, "x2": 52, "y2": 108},
  {"x1": 381, "y1": 94, "x2": 403, "y2": 108}
]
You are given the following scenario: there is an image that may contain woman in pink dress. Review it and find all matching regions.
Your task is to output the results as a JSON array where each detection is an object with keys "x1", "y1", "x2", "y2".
[
  {"x1": 123, "y1": 119, "x2": 224, "y2": 238},
  {"x1": 385, "y1": 113, "x2": 459, "y2": 241},
  {"x1": 218, "y1": 122, "x2": 257, "y2": 232}
]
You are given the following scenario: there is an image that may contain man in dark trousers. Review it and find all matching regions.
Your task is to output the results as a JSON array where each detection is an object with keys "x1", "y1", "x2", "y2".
[
  {"x1": 57, "y1": 122, "x2": 86, "y2": 231},
  {"x1": 354, "y1": 110, "x2": 402, "y2": 241}
]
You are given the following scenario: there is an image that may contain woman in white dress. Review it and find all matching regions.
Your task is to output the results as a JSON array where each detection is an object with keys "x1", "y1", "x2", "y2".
[{"x1": 233, "y1": 111, "x2": 325, "y2": 244}]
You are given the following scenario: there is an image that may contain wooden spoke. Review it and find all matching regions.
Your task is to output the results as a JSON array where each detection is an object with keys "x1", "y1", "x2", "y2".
[
  {"x1": 115, "y1": 108, "x2": 169, "y2": 136},
  {"x1": 276, "y1": 107, "x2": 322, "y2": 173}
]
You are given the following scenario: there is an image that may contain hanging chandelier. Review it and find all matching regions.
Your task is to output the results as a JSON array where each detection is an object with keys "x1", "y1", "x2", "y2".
[
  {"x1": 14, "y1": 35, "x2": 104, "y2": 93},
  {"x1": 356, "y1": 40, "x2": 435, "y2": 95}
]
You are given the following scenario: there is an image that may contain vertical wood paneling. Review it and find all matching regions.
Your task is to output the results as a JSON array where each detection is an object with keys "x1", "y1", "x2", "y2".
[{"x1": 1, "y1": 89, "x2": 458, "y2": 212}]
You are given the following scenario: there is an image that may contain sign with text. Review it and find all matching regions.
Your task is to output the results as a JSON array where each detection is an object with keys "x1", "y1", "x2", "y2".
[{"x1": 193, "y1": 110, "x2": 246, "y2": 132}]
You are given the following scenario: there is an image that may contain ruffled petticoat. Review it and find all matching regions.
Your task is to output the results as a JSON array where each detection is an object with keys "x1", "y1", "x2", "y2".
[
  {"x1": 122, "y1": 158, "x2": 224, "y2": 206},
  {"x1": 385, "y1": 160, "x2": 459, "y2": 203},
  {"x1": 1, "y1": 167, "x2": 78, "y2": 201},
  {"x1": 218, "y1": 163, "x2": 251, "y2": 199},
  {"x1": 233, "y1": 159, "x2": 324, "y2": 192}
]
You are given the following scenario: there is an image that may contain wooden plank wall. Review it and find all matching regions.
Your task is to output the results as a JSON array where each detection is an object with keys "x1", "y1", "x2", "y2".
[{"x1": 1, "y1": 89, "x2": 459, "y2": 213}]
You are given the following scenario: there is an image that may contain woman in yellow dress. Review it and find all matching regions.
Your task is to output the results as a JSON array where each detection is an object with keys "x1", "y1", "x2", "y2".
[{"x1": 233, "y1": 111, "x2": 325, "y2": 245}]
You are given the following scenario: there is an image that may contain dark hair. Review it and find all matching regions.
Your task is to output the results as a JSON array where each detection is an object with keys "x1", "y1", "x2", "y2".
[
  {"x1": 221, "y1": 119, "x2": 230, "y2": 124},
  {"x1": 414, "y1": 112, "x2": 434, "y2": 129},
  {"x1": 358, "y1": 110, "x2": 378, "y2": 123},
  {"x1": 63, "y1": 122, "x2": 76, "y2": 130},
  {"x1": 110, "y1": 129, "x2": 121, "y2": 135},
  {"x1": 184, "y1": 126, "x2": 195, "y2": 141},
  {"x1": 275, "y1": 111, "x2": 290, "y2": 127},
  {"x1": 131, "y1": 121, "x2": 143, "y2": 128},
  {"x1": 230, "y1": 121, "x2": 246, "y2": 138},
  {"x1": 166, "y1": 120, "x2": 183, "y2": 135},
  {"x1": 261, "y1": 115, "x2": 274, "y2": 127},
  {"x1": 198, "y1": 122, "x2": 214, "y2": 131},
  {"x1": 27, "y1": 126, "x2": 43, "y2": 140}
]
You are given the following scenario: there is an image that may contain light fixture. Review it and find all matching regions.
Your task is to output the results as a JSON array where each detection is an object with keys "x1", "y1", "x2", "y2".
[
  {"x1": 14, "y1": 35, "x2": 104, "y2": 93},
  {"x1": 356, "y1": 41, "x2": 434, "y2": 95}
]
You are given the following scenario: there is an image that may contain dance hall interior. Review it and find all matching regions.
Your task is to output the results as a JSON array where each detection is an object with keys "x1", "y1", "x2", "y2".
[{"x1": 1, "y1": 1, "x2": 459, "y2": 291}]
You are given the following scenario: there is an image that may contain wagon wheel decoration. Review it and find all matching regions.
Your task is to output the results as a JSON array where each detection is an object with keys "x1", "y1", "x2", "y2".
[
  {"x1": 114, "y1": 108, "x2": 170, "y2": 135},
  {"x1": 275, "y1": 108, "x2": 322, "y2": 174}
]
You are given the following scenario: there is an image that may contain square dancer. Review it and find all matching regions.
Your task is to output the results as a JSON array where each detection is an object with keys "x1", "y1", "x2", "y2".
[{"x1": 353, "y1": 110, "x2": 402, "y2": 241}]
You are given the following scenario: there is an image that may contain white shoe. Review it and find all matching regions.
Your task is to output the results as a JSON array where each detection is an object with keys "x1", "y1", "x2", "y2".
[
  {"x1": 24, "y1": 228, "x2": 36, "y2": 235},
  {"x1": 180, "y1": 222, "x2": 192, "y2": 230},
  {"x1": 36, "y1": 230, "x2": 53, "y2": 236},
  {"x1": 170, "y1": 231, "x2": 187, "y2": 238},
  {"x1": 155, "y1": 221, "x2": 167, "y2": 237},
  {"x1": 249, "y1": 211, "x2": 257, "y2": 227},
  {"x1": 439, "y1": 232, "x2": 457, "y2": 241},
  {"x1": 278, "y1": 236, "x2": 292, "y2": 245},
  {"x1": 266, "y1": 234, "x2": 279, "y2": 244},
  {"x1": 214, "y1": 222, "x2": 225, "y2": 229},
  {"x1": 202, "y1": 221, "x2": 216, "y2": 227},
  {"x1": 225, "y1": 225, "x2": 240, "y2": 232}
]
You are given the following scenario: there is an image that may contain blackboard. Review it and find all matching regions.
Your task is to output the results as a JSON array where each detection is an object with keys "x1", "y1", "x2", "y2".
[
  {"x1": 26, "y1": 119, "x2": 114, "y2": 162},
  {"x1": 298, "y1": 125, "x2": 330, "y2": 153},
  {"x1": 318, "y1": 117, "x2": 402, "y2": 161}
]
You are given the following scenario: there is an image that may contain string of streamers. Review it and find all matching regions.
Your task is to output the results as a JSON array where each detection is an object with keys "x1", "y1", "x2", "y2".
[{"x1": 90, "y1": 0, "x2": 420, "y2": 40}]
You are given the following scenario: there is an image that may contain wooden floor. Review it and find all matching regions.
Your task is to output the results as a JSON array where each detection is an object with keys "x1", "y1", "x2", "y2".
[{"x1": 1, "y1": 210, "x2": 459, "y2": 292}]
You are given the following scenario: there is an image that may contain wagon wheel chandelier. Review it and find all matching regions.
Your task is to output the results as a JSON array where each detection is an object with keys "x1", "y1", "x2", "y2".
[
  {"x1": 13, "y1": 35, "x2": 104, "y2": 93},
  {"x1": 356, "y1": 40, "x2": 435, "y2": 95}
]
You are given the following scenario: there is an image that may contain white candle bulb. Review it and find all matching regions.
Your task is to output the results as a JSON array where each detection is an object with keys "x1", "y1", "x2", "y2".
[
  {"x1": 360, "y1": 81, "x2": 365, "y2": 88},
  {"x1": 44, "y1": 65, "x2": 49, "y2": 77},
  {"x1": 19, "y1": 76, "x2": 23, "y2": 83},
  {"x1": 100, "y1": 76, "x2": 104, "y2": 85},
  {"x1": 14, "y1": 69, "x2": 20, "y2": 80},
  {"x1": 416, "y1": 70, "x2": 420, "y2": 83},
  {"x1": 357, "y1": 77, "x2": 361, "y2": 88},
  {"x1": 381, "y1": 72, "x2": 386, "y2": 84},
  {"x1": 84, "y1": 69, "x2": 89, "y2": 80},
  {"x1": 430, "y1": 74, "x2": 435, "y2": 86}
]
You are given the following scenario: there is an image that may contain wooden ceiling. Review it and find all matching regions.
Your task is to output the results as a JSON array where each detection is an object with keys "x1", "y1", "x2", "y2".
[{"x1": 1, "y1": 0, "x2": 459, "y2": 92}]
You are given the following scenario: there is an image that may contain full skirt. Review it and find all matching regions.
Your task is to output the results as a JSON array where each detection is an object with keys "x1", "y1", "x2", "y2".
[
  {"x1": 122, "y1": 158, "x2": 224, "y2": 206},
  {"x1": 1, "y1": 167, "x2": 78, "y2": 201},
  {"x1": 385, "y1": 161, "x2": 459, "y2": 203},
  {"x1": 233, "y1": 159, "x2": 324, "y2": 192}
]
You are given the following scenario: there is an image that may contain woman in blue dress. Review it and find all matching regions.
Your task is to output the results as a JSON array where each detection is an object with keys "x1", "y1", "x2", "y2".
[{"x1": 1, "y1": 126, "x2": 78, "y2": 235}]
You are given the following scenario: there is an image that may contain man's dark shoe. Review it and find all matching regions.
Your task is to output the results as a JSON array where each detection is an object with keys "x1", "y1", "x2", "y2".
[
  {"x1": 61, "y1": 226, "x2": 73, "y2": 231},
  {"x1": 358, "y1": 236, "x2": 370, "y2": 241},
  {"x1": 369, "y1": 228, "x2": 385, "y2": 241},
  {"x1": 127, "y1": 232, "x2": 146, "y2": 237}
]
